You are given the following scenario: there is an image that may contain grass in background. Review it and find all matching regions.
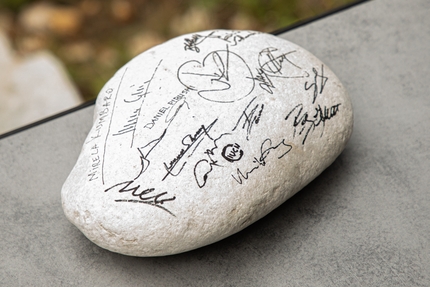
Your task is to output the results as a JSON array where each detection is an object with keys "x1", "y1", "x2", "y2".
[{"x1": 0, "y1": 0, "x2": 356, "y2": 101}]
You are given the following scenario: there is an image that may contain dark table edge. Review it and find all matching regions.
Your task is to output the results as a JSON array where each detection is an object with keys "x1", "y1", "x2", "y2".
[{"x1": 0, "y1": 0, "x2": 370, "y2": 141}]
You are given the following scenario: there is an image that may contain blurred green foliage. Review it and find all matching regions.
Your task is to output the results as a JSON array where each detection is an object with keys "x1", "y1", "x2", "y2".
[{"x1": 1, "y1": 0, "x2": 356, "y2": 100}]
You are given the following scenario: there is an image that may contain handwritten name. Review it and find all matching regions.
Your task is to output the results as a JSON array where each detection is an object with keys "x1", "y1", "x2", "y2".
[
  {"x1": 144, "y1": 88, "x2": 190, "y2": 129},
  {"x1": 193, "y1": 133, "x2": 230, "y2": 188},
  {"x1": 87, "y1": 144, "x2": 101, "y2": 181},
  {"x1": 304, "y1": 65, "x2": 328, "y2": 104},
  {"x1": 232, "y1": 138, "x2": 292, "y2": 184},
  {"x1": 112, "y1": 60, "x2": 162, "y2": 148},
  {"x1": 178, "y1": 46, "x2": 254, "y2": 103},
  {"x1": 105, "y1": 180, "x2": 176, "y2": 216},
  {"x1": 144, "y1": 107, "x2": 169, "y2": 129},
  {"x1": 251, "y1": 48, "x2": 311, "y2": 94},
  {"x1": 252, "y1": 68, "x2": 276, "y2": 94},
  {"x1": 232, "y1": 97, "x2": 264, "y2": 140},
  {"x1": 184, "y1": 31, "x2": 257, "y2": 52},
  {"x1": 162, "y1": 119, "x2": 218, "y2": 180},
  {"x1": 285, "y1": 103, "x2": 341, "y2": 145},
  {"x1": 113, "y1": 108, "x2": 140, "y2": 136},
  {"x1": 86, "y1": 88, "x2": 113, "y2": 144},
  {"x1": 258, "y1": 48, "x2": 300, "y2": 75}
]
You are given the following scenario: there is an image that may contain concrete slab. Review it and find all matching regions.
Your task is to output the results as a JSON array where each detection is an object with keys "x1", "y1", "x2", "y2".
[{"x1": 1, "y1": 0, "x2": 429, "y2": 285}]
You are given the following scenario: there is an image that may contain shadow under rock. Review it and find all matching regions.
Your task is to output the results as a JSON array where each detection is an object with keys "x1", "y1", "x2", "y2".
[{"x1": 70, "y1": 147, "x2": 355, "y2": 285}]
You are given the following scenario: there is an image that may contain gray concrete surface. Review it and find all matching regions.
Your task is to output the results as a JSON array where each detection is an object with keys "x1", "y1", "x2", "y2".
[{"x1": 1, "y1": 0, "x2": 429, "y2": 285}]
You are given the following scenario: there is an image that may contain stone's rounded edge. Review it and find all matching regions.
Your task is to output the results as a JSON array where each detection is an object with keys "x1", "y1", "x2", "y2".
[{"x1": 61, "y1": 29, "x2": 354, "y2": 257}]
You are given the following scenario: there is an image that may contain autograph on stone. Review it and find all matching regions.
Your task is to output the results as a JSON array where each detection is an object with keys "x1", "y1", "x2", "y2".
[
  {"x1": 305, "y1": 64, "x2": 328, "y2": 104},
  {"x1": 105, "y1": 181, "x2": 176, "y2": 216},
  {"x1": 232, "y1": 97, "x2": 264, "y2": 141},
  {"x1": 251, "y1": 48, "x2": 310, "y2": 94},
  {"x1": 111, "y1": 60, "x2": 163, "y2": 148},
  {"x1": 177, "y1": 46, "x2": 255, "y2": 103},
  {"x1": 232, "y1": 138, "x2": 292, "y2": 185},
  {"x1": 258, "y1": 48, "x2": 301, "y2": 74},
  {"x1": 184, "y1": 30, "x2": 257, "y2": 53},
  {"x1": 193, "y1": 133, "x2": 231, "y2": 188},
  {"x1": 285, "y1": 103, "x2": 341, "y2": 145},
  {"x1": 162, "y1": 119, "x2": 218, "y2": 180}
]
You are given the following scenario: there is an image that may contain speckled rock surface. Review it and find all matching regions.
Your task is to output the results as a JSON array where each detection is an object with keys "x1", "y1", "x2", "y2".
[{"x1": 61, "y1": 29, "x2": 353, "y2": 256}]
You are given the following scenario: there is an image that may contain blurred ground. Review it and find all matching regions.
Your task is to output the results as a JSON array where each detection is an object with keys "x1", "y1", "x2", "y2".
[
  {"x1": 0, "y1": 0, "x2": 356, "y2": 134},
  {"x1": 0, "y1": 0, "x2": 355, "y2": 102}
]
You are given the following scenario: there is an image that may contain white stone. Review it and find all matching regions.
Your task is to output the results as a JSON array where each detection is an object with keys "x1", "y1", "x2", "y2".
[{"x1": 61, "y1": 30, "x2": 353, "y2": 257}]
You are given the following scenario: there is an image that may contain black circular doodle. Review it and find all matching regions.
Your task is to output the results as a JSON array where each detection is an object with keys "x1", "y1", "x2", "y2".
[{"x1": 221, "y1": 143, "x2": 244, "y2": 162}]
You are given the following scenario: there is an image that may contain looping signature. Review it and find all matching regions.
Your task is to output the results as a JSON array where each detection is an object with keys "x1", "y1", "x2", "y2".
[
  {"x1": 231, "y1": 138, "x2": 292, "y2": 185},
  {"x1": 177, "y1": 46, "x2": 255, "y2": 103}
]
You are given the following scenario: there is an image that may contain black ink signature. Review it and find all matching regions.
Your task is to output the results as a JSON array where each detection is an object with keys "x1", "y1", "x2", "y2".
[
  {"x1": 110, "y1": 60, "x2": 163, "y2": 148},
  {"x1": 304, "y1": 65, "x2": 328, "y2": 104},
  {"x1": 135, "y1": 129, "x2": 167, "y2": 180},
  {"x1": 105, "y1": 181, "x2": 176, "y2": 216},
  {"x1": 284, "y1": 103, "x2": 341, "y2": 145},
  {"x1": 113, "y1": 108, "x2": 140, "y2": 138},
  {"x1": 232, "y1": 138, "x2": 292, "y2": 184},
  {"x1": 258, "y1": 48, "x2": 301, "y2": 75},
  {"x1": 184, "y1": 31, "x2": 218, "y2": 53},
  {"x1": 164, "y1": 99, "x2": 190, "y2": 125},
  {"x1": 184, "y1": 31, "x2": 257, "y2": 52},
  {"x1": 193, "y1": 159, "x2": 217, "y2": 188},
  {"x1": 88, "y1": 144, "x2": 101, "y2": 182},
  {"x1": 127, "y1": 60, "x2": 164, "y2": 147},
  {"x1": 232, "y1": 97, "x2": 264, "y2": 140},
  {"x1": 252, "y1": 68, "x2": 276, "y2": 94},
  {"x1": 178, "y1": 46, "x2": 254, "y2": 103},
  {"x1": 124, "y1": 60, "x2": 163, "y2": 103},
  {"x1": 162, "y1": 119, "x2": 218, "y2": 180},
  {"x1": 193, "y1": 133, "x2": 230, "y2": 188},
  {"x1": 125, "y1": 84, "x2": 147, "y2": 103},
  {"x1": 86, "y1": 100, "x2": 110, "y2": 144},
  {"x1": 251, "y1": 48, "x2": 309, "y2": 94},
  {"x1": 145, "y1": 90, "x2": 191, "y2": 130},
  {"x1": 143, "y1": 107, "x2": 170, "y2": 129}
]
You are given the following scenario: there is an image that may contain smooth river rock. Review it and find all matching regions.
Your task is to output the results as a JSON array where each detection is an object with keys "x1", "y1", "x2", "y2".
[{"x1": 61, "y1": 30, "x2": 353, "y2": 257}]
